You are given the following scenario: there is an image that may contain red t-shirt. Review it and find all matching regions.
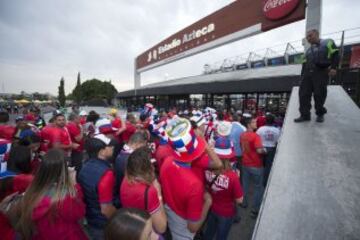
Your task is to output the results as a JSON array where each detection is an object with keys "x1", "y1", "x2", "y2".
[
  {"x1": 240, "y1": 131, "x2": 263, "y2": 168},
  {"x1": 58, "y1": 127, "x2": 72, "y2": 146},
  {"x1": 120, "y1": 177, "x2": 160, "y2": 214},
  {"x1": 191, "y1": 153, "x2": 210, "y2": 183},
  {"x1": 0, "y1": 125, "x2": 15, "y2": 141},
  {"x1": 0, "y1": 174, "x2": 33, "y2": 201},
  {"x1": 205, "y1": 170, "x2": 243, "y2": 217},
  {"x1": 66, "y1": 122, "x2": 84, "y2": 152},
  {"x1": 13, "y1": 174, "x2": 34, "y2": 194},
  {"x1": 31, "y1": 184, "x2": 88, "y2": 240},
  {"x1": 111, "y1": 117, "x2": 122, "y2": 129},
  {"x1": 155, "y1": 144, "x2": 173, "y2": 170},
  {"x1": 40, "y1": 124, "x2": 56, "y2": 153},
  {"x1": 121, "y1": 121, "x2": 136, "y2": 143},
  {"x1": 0, "y1": 212, "x2": 15, "y2": 240},
  {"x1": 98, "y1": 170, "x2": 115, "y2": 204},
  {"x1": 49, "y1": 127, "x2": 72, "y2": 154},
  {"x1": 80, "y1": 117, "x2": 87, "y2": 126},
  {"x1": 160, "y1": 157, "x2": 204, "y2": 221},
  {"x1": 111, "y1": 117, "x2": 122, "y2": 142},
  {"x1": 24, "y1": 113, "x2": 36, "y2": 122},
  {"x1": 256, "y1": 116, "x2": 266, "y2": 129}
]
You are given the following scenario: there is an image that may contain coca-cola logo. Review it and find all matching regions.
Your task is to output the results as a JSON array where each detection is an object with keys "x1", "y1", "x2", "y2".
[{"x1": 263, "y1": 0, "x2": 300, "y2": 20}]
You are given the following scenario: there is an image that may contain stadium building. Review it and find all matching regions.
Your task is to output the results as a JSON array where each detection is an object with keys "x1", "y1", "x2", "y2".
[{"x1": 117, "y1": 39, "x2": 360, "y2": 112}]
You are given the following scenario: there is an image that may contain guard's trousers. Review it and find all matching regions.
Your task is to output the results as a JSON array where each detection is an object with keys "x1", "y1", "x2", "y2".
[{"x1": 299, "y1": 68, "x2": 328, "y2": 117}]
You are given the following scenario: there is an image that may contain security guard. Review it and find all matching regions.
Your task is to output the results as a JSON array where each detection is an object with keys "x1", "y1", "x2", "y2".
[{"x1": 294, "y1": 29, "x2": 339, "y2": 123}]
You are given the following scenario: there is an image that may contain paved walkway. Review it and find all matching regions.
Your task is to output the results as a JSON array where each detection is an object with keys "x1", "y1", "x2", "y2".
[{"x1": 254, "y1": 86, "x2": 360, "y2": 240}]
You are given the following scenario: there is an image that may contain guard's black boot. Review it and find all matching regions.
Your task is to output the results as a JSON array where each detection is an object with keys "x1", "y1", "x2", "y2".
[
  {"x1": 294, "y1": 116, "x2": 311, "y2": 123},
  {"x1": 316, "y1": 115, "x2": 324, "y2": 123}
]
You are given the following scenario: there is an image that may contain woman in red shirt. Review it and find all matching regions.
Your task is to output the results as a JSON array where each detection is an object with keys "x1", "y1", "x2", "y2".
[
  {"x1": 120, "y1": 146, "x2": 167, "y2": 235},
  {"x1": 204, "y1": 137, "x2": 243, "y2": 240},
  {"x1": 17, "y1": 149, "x2": 88, "y2": 240}
]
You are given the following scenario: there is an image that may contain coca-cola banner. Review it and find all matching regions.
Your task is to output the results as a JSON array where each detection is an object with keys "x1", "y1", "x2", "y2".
[
  {"x1": 350, "y1": 46, "x2": 360, "y2": 69},
  {"x1": 136, "y1": 0, "x2": 305, "y2": 72},
  {"x1": 263, "y1": 0, "x2": 301, "y2": 20}
]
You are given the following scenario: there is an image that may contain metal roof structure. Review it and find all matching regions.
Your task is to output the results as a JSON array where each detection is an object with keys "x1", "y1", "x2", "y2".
[{"x1": 118, "y1": 64, "x2": 302, "y2": 97}]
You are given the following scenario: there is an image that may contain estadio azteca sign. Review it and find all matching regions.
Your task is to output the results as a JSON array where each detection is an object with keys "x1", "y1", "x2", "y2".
[
  {"x1": 148, "y1": 23, "x2": 215, "y2": 62},
  {"x1": 136, "y1": 0, "x2": 305, "y2": 72},
  {"x1": 263, "y1": 0, "x2": 301, "y2": 20}
]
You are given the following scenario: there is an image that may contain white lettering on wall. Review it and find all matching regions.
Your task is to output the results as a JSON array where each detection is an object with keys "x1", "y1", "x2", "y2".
[{"x1": 147, "y1": 23, "x2": 215, "y2": 62}]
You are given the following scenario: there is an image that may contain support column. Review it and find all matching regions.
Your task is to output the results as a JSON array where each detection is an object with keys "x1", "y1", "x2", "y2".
[
  {"x1": 305, "y1": 0, "x2": 322, "y2": 33},
  {"x1": 303, "y1": 0, "x2": 322, "y2": 50},
  {"x1": 134, "y1": 59, "x2": 141, "y2": 97}
]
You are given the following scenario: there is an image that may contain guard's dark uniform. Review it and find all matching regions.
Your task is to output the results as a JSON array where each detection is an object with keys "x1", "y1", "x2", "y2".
[{"x1": 299, "y1": 39, "x2": 339, "y2": 118}]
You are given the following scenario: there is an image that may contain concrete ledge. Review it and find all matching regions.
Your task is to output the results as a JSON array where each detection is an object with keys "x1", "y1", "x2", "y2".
[{"x1": 253, "y1": 86, "x2": 360, "y2": 240}]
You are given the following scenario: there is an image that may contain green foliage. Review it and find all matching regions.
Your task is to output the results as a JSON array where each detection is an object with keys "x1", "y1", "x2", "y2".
[
  {"x1": 80, "y1": 79, "x2": 118, "y2": 104},
  {"x1": 32, "y1": 92, "x2": 49, "y2": 101},
  {"x1": 58, "y1": 77, "x2": 66, "y2": 107},
  {"x1": 72, "y1": 72, "x2": 82, "y2": 104},
  {"x1": 67, "y1": 93, "x2": 74, "y2": 100}
]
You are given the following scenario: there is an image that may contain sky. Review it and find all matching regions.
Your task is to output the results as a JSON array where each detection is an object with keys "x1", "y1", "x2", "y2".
[{"x1": 0, "y1": 0, "x2": 360, "y2": 95}]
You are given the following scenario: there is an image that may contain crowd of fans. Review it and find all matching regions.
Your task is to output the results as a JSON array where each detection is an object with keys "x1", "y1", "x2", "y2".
[{"x1": 0, "y1": 103, "x2": 282, "y2": 240}]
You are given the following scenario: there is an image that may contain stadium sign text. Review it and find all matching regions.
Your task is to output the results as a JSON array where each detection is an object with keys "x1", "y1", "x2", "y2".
[{"x1": 148, "y1": 23, "x2": 215, "y2": 62}]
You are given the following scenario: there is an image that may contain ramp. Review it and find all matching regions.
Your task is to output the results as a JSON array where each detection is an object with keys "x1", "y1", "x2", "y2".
[{"x1": 252, "y1": 86, "x2": 360, "y2": 240}]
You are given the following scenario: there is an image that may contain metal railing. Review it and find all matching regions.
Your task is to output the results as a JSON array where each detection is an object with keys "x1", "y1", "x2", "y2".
[{"x1": 203, "y1": 27, "x2": 360, "y2": 75}]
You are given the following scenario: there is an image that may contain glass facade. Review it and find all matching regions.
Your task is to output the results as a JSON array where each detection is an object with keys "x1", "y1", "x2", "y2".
[
  {"x1": 230, "y1": 94, "x2": 245, "y2": 111},
  {"x1": 119, "y1": 92, "x2": 290, "y2": 113},
  {"x1": 190, "y1": 94, "x2": 205, "y2": 108},
  {"x1": 213, "y1": 94, "x2": 227, "y2": 110}
]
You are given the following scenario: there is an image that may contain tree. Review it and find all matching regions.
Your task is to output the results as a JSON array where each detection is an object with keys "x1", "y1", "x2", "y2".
[
  {"x1": 72, "y1": 72, "x2": 82, "y2": 104},
  {"x1": 58, "y1": 77, "x2": 66, "y2": 107},
  {"x1": 80, "y1": 79, "x2": 118, "y2": 104}
]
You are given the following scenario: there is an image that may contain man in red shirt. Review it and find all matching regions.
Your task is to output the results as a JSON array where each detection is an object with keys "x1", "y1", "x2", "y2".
[
  {"x1": 240, "y1": 116, "x2": 266, "y2": 218},
  {"x1": 160, "y1": 117, "x2": 220, "y2": 239},
  {"x1": 66, "y1": 113, "x2": 84, "y2": 172},
  {"x1": 121, "y1": 113, "x2": 137, "y2": 143},
  {"x1": 24, "y1": 109, "x2": 36, "y2": 123},
  {"x1": 109, "y1": 108, "x2": 126, "y2": 144},
  {"x1": 39, "y1": 117, "x2": 56, "y2": 155},
  {"x1": 79, "y1": 110, "x2": 87, "y2": 126},
  {"x1": 50, "y1": 113, "x2": 79, "y2": 159},
  {"x1": 256, "y1": 110, "x2": 266, "y2": 129},
  {"x1": 0, "y1": 112, "x2": 15, "y2": 141}
]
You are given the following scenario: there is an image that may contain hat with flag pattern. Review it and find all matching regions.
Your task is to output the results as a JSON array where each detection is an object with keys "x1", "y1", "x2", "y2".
[
  {"x1": 166, "y1": 117, "x2": 206, "y2": 162},
  {"x1": 214, "y1": 136, "x2": 235, "y2": 159}
]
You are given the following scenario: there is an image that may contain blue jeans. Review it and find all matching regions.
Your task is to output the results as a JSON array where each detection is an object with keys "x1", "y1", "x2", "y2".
[
  {"x1": 263, "y1": 147, "x2": 276, "y2": 187},
  {"x1": 242, "y1": 166, "x2": 264, "y2": 212},
  {"x1": 204, "y1": 211, "x2": 234, "y2": 240}
]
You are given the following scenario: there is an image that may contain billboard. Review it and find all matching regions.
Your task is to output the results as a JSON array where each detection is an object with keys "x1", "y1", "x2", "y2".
[
  {"x1": 136, "y1": 0, "x2": 306, "y2": 72},
  {"x1": 350, "y1": 45, "x2": 360, "y2": 68}
]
